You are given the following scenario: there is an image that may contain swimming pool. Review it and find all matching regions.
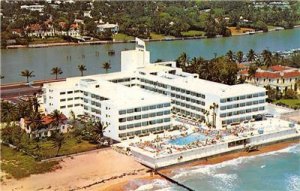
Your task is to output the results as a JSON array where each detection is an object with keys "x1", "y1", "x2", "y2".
[{"x1": 168, "y1": 133, "x2": 207, "y2": 146}]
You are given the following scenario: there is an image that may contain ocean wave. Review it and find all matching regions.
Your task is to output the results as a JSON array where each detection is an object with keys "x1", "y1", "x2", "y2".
[
  {"x1": 287, "y1": 175, "x2": 300, "y2": 191},
  {"x1": 134, "y1": 179, "x2": 170, "y2": 191},
  {"x1": 213, "y1": 173, "x2": 238, "y2": 191},
  {"x1": 172, "y1": 144, "x2": 300, "y2": 180}
]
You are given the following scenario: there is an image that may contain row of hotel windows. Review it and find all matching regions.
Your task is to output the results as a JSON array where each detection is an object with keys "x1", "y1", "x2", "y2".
[
  {"x1": 60, "y1": 90, "x2": 81, "y2": 95},
  {"x1": 119, "y1": 125, "x2": 171, "y2": 138},
  {"x1": 140, "y1": 78, "x2": 206, "y2": 99},
  {"x1": 119, "y1": 110, "x2": 171, "y2": 122},
  {"x1": 118, "y1": 103, "x2": 171, "y2": 115},
  {"x1": 220, "y1": 92, "x2": 266, "y2": 103},
  {"x1": 171, "y1": 93, "x2": 205, "y2": 106},
  {"x1": 119, "y1": 118, "x2": 171, "y2": 130},
  {"x1": 220, "y1": 99, "x2": 265, "y2": 110},
  {"x1": 220, "y1": 107, "x2": 265, "y2": 118},
  {"x1": 60, "y1": 104, "x2": 82, "y2": 109},
  {"x1": 173, "y1": 100, "x2": 206, "y2": 113},
  {"x1": 60, "y1": 97, "x2": 82, "y2": 102},
  {"x1": 222, "y1": 116, "x2": 255, "y2": 125},
  {"x1": 172, "y1": 108, "x2": 205, "y2": 119},
  {"x1": 142, "y1": 85, "x2": 168, "y2": 95},
  {"x1": 110, "y1": 77, "x2": 136, "y2": 83}
]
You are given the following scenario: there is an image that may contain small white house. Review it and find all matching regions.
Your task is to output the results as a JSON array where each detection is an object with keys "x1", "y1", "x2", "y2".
[
  {"x1": 20, "y1": 4, "x2": 44, "y2": 12},
  {"x1": 97, "y1": 22, "x2": 119, "y2": 34}
]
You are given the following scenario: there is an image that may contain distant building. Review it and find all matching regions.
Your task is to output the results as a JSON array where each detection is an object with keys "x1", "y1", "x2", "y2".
[
  {"x1": 97, "y1": 22, "x2": 119, "y2": 34},
  {"x1": 25, "y1": 23, "x2": 55, "y2": 38},
  {"x1": 83, "y1": 10, "x2": 92, "y2": 18},
  {"x1": 57, "y1": 22, "x2": 81, "y2": 37},
  {"x1": 20, "y1": 4, "x2": 44, "y2": 12},
  {"x1": 238, "y1": 65, "x2": 300, "y2": 93}
]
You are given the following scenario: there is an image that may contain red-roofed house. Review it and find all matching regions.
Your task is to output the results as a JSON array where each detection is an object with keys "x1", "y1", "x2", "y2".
[
  {"x1": 20, "y1": 114, "x2": 70, "y2": 138},
  {"x1": 238, "y1": 65, "x2": 300, "y2": 93},
  {"x1": 25, "y1": 23, "x2": 55, "y2": 38},
  {"x1": 56, "y1": 22, "x2": 81, "y2": 37}
]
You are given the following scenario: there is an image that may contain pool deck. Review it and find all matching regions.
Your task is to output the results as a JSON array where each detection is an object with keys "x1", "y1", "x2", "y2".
[{"x1": 127, "y1": 118, "x2": 300, "y2": 169}]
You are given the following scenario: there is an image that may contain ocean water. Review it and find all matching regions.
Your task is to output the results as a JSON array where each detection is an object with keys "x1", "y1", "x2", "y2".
[{"x1": 128, "y1": 144, "x2": 300, "y2": 191}]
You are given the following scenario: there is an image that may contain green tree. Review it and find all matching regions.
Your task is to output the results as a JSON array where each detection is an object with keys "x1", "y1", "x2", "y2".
[
  {"x1": 77, "y1": 64, "x2": 87, "y2": 76},
  {"x1": 247, "y1": 49, "x2": 256, "y2": 62},
  {"x1": 50, "y1": 109, "x2": 63, "y2": 129},
  {"x1": 262, "y1": 49, "x2": 272, "y2": 67},
  {"x1": 20, "y1": 69, "x2": 35, "y2": 83},
  {"x1": 102, "y1": 62, "x2": 111, "y2": 73},
  {"x1": 51, "y1": 67, "x2": 63, "y2": 80},
  {"x1": 226, "y1": 50, "x2": 234, "y2": 61},
  {"x1": 51, "y1": 132, "x2": 65, "y2": 157},
  {"x1": 236, "y1": 51, "x2": 244, "y2": 63},
  {"x1": 0, "y1": 101, "x2": 18, "y2": 123}
]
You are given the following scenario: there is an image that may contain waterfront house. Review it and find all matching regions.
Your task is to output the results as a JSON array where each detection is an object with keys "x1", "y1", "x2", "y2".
[
  {"x1": 56, "y1": 22, "x2": 81, "y2": 38},
  {"x1": 238, "y1": 65, "x2": 300, "y2": 93},
  {"x1": 20, "y1": 4, "x2": 44, "y2": 12},
  {"x1": 20, "y1": 114, "x2": 69, "y2": 138},
  {"x1": 97, "y1": 22, "x2": 119, "y2": 34},
  {"x1": 25, "y1": 23, "x2": 55, "y2": 38}
]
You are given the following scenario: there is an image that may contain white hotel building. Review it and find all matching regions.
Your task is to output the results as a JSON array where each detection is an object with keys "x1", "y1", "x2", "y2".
[{"x1": 43, "y1": 39, "x2": 267, "y2": 141}]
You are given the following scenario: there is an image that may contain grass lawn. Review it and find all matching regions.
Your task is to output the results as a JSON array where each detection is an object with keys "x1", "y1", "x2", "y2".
[
  {"x1": 181, "y1": 30, "x2": 205, "y2": 37},
  {"x1": 31, "y1": 37, "x2": 67, "y2": 44},
  {"x1": 150, "y1": 32, "x2": 175, "y2": 40},
  {"x1": 274, "y1": 99, "x2": 300, "y2": 108},
  {"x1": 267, "y1": 25, "x2": 277, "y2": 30},
  {"x1": 28, "y1": 135, "x2": 97, "y2": 159},
  {"x1": 1, "y1": 145, "x2": 59, "y2": 179},
  {"x1": 113, "y1": 33, "x2": 134, "y2": 41},
  {"x1": 228, "y1": 27, "x2": 255, "y2": 35}
]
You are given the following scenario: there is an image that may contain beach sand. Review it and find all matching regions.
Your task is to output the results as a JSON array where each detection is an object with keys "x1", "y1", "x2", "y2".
[
  {"x1": 105, "y1": 139, "x2": 300, "y2": 191},
  {"x1": 1, "y1": 139, "x2": 299, "y2": 191},
  {"x1": 1, "y1": 148, "x2": 148, "y2": 191}
]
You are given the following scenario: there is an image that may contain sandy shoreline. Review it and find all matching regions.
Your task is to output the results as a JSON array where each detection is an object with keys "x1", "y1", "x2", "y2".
[{"x1": 104, "y1": 139, "x2": 300, "y2": 191}]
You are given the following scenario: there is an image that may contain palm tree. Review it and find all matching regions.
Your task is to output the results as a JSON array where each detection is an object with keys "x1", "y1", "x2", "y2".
[
  {"x1": 50, "y1": 109, "x2": 63, "y2": 129},
  {"x1": 93, "y1": 120, "x2": 107, "y2": 138},
  {"x1": 77, "y1": 64, "x2": 87, "y2": 76},
  {"x1": 0, "y1": 101, "x2": 18, "y2": 124},
  {"x1": 51, "y1": 67, "x2": 63, "y2": 80},
  {"x1": 262, "y1": 49, "x2": 272, "y2": 67},
  {"x1": 209, "y1": 103, "x2": 219, "y2": 128},
  {"x1": 247, "y1": 49, "x2": 256, "y2": 62},
  {"x1": 236, "y1": 51, "x2": 244, "y2": 63},
  {"x1": 176, "y1": 52, "x2": 189, "y2": 69},
  {"x1": 226, "y1": 50, "x2": 234, "y2": 61},
  {"x1": 102, "y1": 62, "x2": 111, "y2": 73},
  {"x1": 51, "y1": 132, "x2": 65, "y2": 156},
  {"x1": 20, "y1": 69, "x2": 35, "y2": 83}
]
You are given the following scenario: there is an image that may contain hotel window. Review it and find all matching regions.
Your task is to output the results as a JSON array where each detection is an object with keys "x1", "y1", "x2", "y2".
[
  {"x1": 149, "y1": 113, "x2": 156, "y2": 117},
  {"x1": 119, "y1": 110, "x2": 126, "y2": 115},
  {"x1": 253, "y1": 101, "x2": 258, "y2": 104},
  {"x1": 259, "y1": 107, "x2": 265, "y2": 110},
  {"x1": 60, "y1": 98, "x2": 66, "y2": 102},
  {"x1": 75, "y1": 97, "x2": 80, "y2": 100},
  {"x1": 164, "y1": 103, "x2": 171, "y2": 107},
  {"x1": 68, "y1": 104, "x2": 73, "y2": 108},
  {"x1": 60, "y1": 106, "x2": 66, "y2": 109},
  {"x1": 149, "y1": 105, "x2": 156, "y2": 110},
  {"x1": 142, "y1": 114, "x2": 148, "y2": 118},
  {"x1": 220, "y1": 99, "x2": 226, "y2": 103},
  {"x1": 135, "y1": 123, "x2": 141, "y2": 127},
  {"x1": 67, "y1": 91, "x2": 73, "y2": 94},
  {"x1": 246, "y1": 102, "x2": 252, "y2": 106},
  {"x1": 67, "y1": 98, "x2": 73, "y2": 101},
  {"x1": 127, "y1": 116, "x2": 134, "y2": 121},
  {"x1": 164, "y1": 110, "x2": 171, "y2": 115},
  {"x1": 127, "y1": 109, "x2": 134, "y2": 113},
  {"x1": 156, "y1": 119, "x2": 163, "y2": 124},
  {"x1": 74, "y1": 90, "x2": 80, "y2": 93},
  {"x1": 60, "y1": 92, "x2": 66, "y2": 95},
  {"x1": 246, "y1": 109, "x2": 252, "y2": 113},
  {"x1": 149, "y1": 120, "x2": 156, "y2": 125},
  {"x1": 240, "y1": 95, "x2": 246, "y2": 100},
  {"x1": 134, "y1": 108, "x2": 141, "y2": 112},
  {"x1": 127, "y1": 124, "x2": 134, "y2": 129},
  {"x1": 220, "y1": 113, "x2": 226, "y2": 117},
  {"x1": 134, "y1": 115, "x2": 141, "y2": 120},
  {"x1": 157, "y1": 104, "x2": 164, "y2": 108},
  {"x1": 119, "y1": 118, "x2": 126, "y2": 123},
  {"x1": 259, "y1": 100, "x2": 265, "y2": 103},
  {"x1": 74, "y1": 104, "x2": 80, "y2": 107},
  {"x1": 164, "y1": 118, "x2": 171, "y2": 122},
  {"x1": 142, "y1": 121, "x2": 148, "y2": 126},
  {"x1": 119, "y1": 125, "x2": 126, "y2": 130},
  {"x1": 157, "y1": 111, "x2": 164, "y2": 116},
  {"x1": 240, "y1": 103, "x2": 246, "y2": 107},
  {"x1": 142, "y1": 106, "x2": 148, "y2": 111}
]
